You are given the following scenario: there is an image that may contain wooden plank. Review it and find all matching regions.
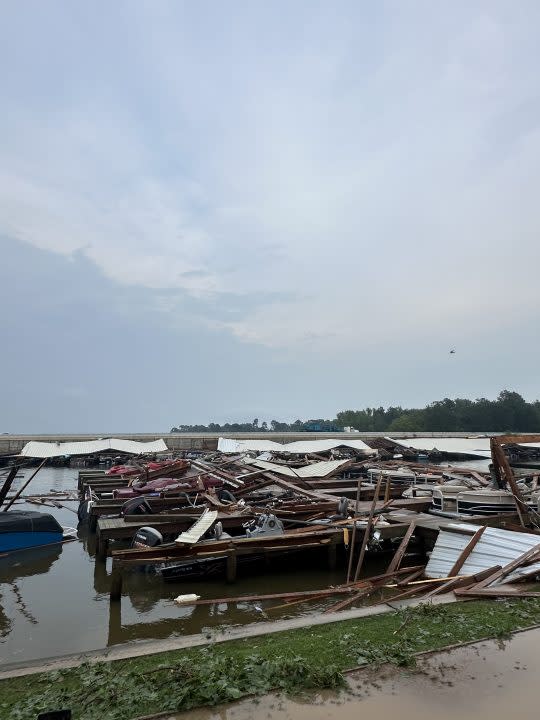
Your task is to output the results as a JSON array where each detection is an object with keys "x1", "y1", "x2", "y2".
[
  {"x1": 448, "y1": 526, "x2": 487, "y2": 576},
  {"x1": 424, "y1": 566, "x2": 501, "y2": 598},
  {"x1": 352, "y1": 474, "x2": 383, "y2": 582},
  {"x1": 346, "y1": 477, "x2": 363, "y2": 583},
  {"x1": 324, "y1": 566, "x2": 425, "y2": 614},
  {"x1": 386, "y1": 521, "x2": 416, "y2": 574},
  {"x1": 396, "y1": 568, "x2": 425, "y2": 586},
  {"x1": 323, "y1": 585, "x2": 377, "y2": 613},
  {"x1": 490, "y1": 437, "x2": 527, "y2": 525},
  {"x1": 470, "y1": 543, "x2": 540, "y2": 590},
  {"x1": 382, "y1": 582, "x2": 433, "y2": 603},
  {"x1": 455, "y1": 587, "x2": 540, "y2": 599}
]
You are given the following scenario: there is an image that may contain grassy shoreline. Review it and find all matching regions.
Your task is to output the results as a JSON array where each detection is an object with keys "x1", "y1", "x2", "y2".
[{"x1": 4, "y1": 598, "x2": 540, "y2": 720}]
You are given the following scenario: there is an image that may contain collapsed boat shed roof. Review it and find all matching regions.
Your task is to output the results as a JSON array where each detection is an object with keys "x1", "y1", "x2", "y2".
[
  {"x1": 217, "y1": 437, "x2": 376, "y2": 455},
  {"x1": 19, "y1": 438, "x2": 168, "y2": 459},
  {"x1": 386, "y1": 436, "x2": 492, "y2": 458},
  {"x1": 242, "y1": 457, "x2": 352, "y2": 478},
  {"x1": 387, "y1": 435, "x2": 540, "y2": 458}
]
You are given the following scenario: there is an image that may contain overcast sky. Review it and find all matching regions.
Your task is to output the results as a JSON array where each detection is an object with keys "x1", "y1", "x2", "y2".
[{"x1": 1, "y1": 1, "x2": 539, "y2": 432}]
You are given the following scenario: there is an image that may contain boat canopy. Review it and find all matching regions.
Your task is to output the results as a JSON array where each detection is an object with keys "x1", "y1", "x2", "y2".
[
  {"x1": 19, "y1": 438, "x2": 168, "y2": 459},
  {"x1": 0, "y1": 510, "x2": 63, "y2": 534}
]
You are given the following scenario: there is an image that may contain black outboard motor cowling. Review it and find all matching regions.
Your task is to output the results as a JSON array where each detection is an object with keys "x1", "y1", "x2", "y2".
[
  {"x1": 132, "y1": 526, "x2": 163, "y2": 548},
  {"x1": 122, "y1": 497, "x2": 153, "y2": 516}
]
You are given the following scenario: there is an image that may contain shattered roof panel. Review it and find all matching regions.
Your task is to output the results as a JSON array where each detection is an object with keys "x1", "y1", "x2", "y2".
[
  {"x1": 20, "y1": 438, "x2": 168, "y2": 458},
  {"x1": 425, "y1": 525, "x2": 540, "y2": 581},
  {"x1": 243, "y1": 457, "x2": 351, "y2": 478},
  {"x1": 218, "y1": 437, "x2": 375, "y2": 455},
  {"x1": 386, "y1": 437, "x2": 492, "y2": 458}
]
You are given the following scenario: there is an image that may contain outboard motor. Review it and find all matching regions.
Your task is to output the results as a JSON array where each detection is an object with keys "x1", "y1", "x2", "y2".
[
  {"x1": 77, "y1": 488, "x2": 94, "y2": 522},
  {"x1": 217, "y1": 489, "x2": 236, "y2": 504},
  {"x1": 122, "y1": 497, "x2": 153, "y2": 516},
  {"x1": 337, "y1": 497, "x2": 349, "y2": 518},
  {"x1": 213, "y1": 521, "x2": 232, "y2": 540},
  {"x1": 77, "y1": 498, "x2": 92, "y2": 523},
  {"x1": 132, "y1": 526, "x2": 163, "y2": 548},
  {"x1": 245, "y1": 513, "x2": 284, "y2": 538}
]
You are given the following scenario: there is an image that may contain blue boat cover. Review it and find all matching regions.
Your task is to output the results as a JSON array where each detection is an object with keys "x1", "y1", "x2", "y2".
[{"x1": 0, "y1": 511, "x2": 62, "y2": 534}]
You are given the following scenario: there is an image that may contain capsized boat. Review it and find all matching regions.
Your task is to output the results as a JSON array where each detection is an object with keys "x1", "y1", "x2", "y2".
[{"x1": 0, "y1": 510, "x2": 71, "y2": 553}]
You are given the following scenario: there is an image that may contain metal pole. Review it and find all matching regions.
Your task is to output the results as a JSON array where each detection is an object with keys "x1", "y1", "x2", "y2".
[{"x1": 3, "y1": 459, "x2": 47, "y2": 511}]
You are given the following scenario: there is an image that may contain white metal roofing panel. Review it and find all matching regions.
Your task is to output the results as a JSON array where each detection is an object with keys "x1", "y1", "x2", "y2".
[
  {"x1": 242, "y1": 458, "x2": 297, "y2": 477},
  {"x1": 20, "y1": 438, "x2": 168, "y2": 458},
  {"x1": 243, "y1": 458, "x2": 350, "y2": 478},
  {"x1": 218, "y1": 438, "x2": 281, "y2": 453},
  {"x1": 296, "y1": 459, "x2": 351, "y2": 478},
  {"x1": 386, "y1": 437, "x2": 492, "y2": 458},
  {"x1": 283, "y1": 439, "x2": 375, "y2": 454},
  {"x1": 218, "y1": 437, "x2": 376, "y2": 455},
  {"x1": 425, "y1": 525, "x2": 540, "y2": 580},
  {"x1": 175, "y1": 509, "x2": 218, "y2": 545}
]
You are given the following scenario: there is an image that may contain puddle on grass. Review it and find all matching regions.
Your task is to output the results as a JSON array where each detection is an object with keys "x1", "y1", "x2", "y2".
[{"x1": 168, "y1": 627, "x2": 540, "y2": 720}]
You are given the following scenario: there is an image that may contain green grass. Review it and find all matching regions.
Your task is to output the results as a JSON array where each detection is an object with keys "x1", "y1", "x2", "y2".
[{"x1": 4, "y1": 598, "x2": 540, "y2": 720}]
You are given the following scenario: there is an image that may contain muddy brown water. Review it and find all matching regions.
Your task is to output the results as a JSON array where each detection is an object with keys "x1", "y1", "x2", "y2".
[
  {"x1": 1, "y1": 467, "x2": 395, "y2": 665},
  {"x1": 169, "y1": 628, "x2": 540, "y2": 720},
  {"x1": 0, "y1": 460, "x2": 511, "y2": 666}
]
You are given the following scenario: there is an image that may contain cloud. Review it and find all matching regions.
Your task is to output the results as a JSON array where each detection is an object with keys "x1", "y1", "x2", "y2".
[{"x1": 1, "y1": 0, "x2": 540, "y2": 361}]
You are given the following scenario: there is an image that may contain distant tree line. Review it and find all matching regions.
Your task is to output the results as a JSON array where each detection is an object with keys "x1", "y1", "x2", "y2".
[{"x1": 170, "y1": 390, "x2": 540, "y2": 434}]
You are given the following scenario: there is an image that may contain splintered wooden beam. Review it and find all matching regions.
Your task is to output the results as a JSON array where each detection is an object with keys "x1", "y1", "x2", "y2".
[
  {"x1": 455, "y1": 587, "x2": 540, "y2": 599},
  {"x1": 346, "y1": 477, "x2": 363, "y2": 583},
  {"x1": 324, "y1": 565, "x2": 426, "y2": 614},
  {"x1": 352, "y1": 473, "x2": 383, "y2": 582},
  {"x1": 396, "y1": 568, "x2": 425, "y2": 586},
  {"x1": 424, "y1": 566, "x2": 501, "y2": 598},
  {"x1": 386, "y1": 521, "x2": 416, "y2": 574},
  {"x1": 448, "y1": 526, "x2": 486, "y2": 577},
  {"x1": 182, "y1": 565, "x2": 426, "y2": 608},
  {"x1": 469, "y1": 543, "x2": 540, "y2": 591},
  {"x1": 490, "y1": 437, "x2": 528, "y2": 525},
  {"x1": 384, "y1": 582, "x2": 434, "y2": 602},
  {"x1": 323, "y1": 585, "x2": 378, "y2": 613}
]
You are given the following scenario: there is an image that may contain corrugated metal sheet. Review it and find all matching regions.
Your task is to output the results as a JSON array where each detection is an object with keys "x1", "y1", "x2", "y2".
[
  {"x1": 388, "y1": 436, "x2": 540, "y2": 458},
  {"x1": 218, "y1": 437, "x2": 375, "y2": 455},
  {"x1": 425, "y1": 525, "x2": 540, "y2": 582},
  {"x1": 218, "y1": 438, "x2": 280, "y2": 453},
  {"x1": 20, "y1": 438, "x2": 168, "y2": 458},
  {"x1": 243, "y1": 458, "x2": 350, "y2": 478},
  {"x1": 175, "y1": 509, "x2": 218, "y2": 545},
  {"x1": 387, "y1": 437, "x2": 492, "y2": 458}
]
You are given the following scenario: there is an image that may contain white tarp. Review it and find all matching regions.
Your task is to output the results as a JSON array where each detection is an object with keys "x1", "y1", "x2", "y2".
[
  {"x1": 386, "y1": 437, "x2": 492, "y2": 458},
  {"x1": 20, "y1": 438, "x2": 168, "y2": 459},
  {"x1": 218, "y1": 437, "x2": 376, "y2": 455},
  {"x1": 242, "y1": 457, "x2": 351, "y2": 478}
]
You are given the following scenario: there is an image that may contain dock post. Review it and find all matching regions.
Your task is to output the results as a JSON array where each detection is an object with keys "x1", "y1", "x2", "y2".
[
  {"x1": 89, "y1": 511, "x2": 98, "y2": 533},
  {"x1": 327, "y1": 538, "x2": 338, "y2": 571},
  {"x1": 226, "y1": 551, "x2": 237, "y2": 583},
  {"x1": 107, "y1": 593, "x2": 122, "y2": 646},
  {"x1": 96, "y1": 533, "x2": 108, "y2": 563},
  {"x1": 110, "y1": 561, "x2": 123, "y2": 602}
]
